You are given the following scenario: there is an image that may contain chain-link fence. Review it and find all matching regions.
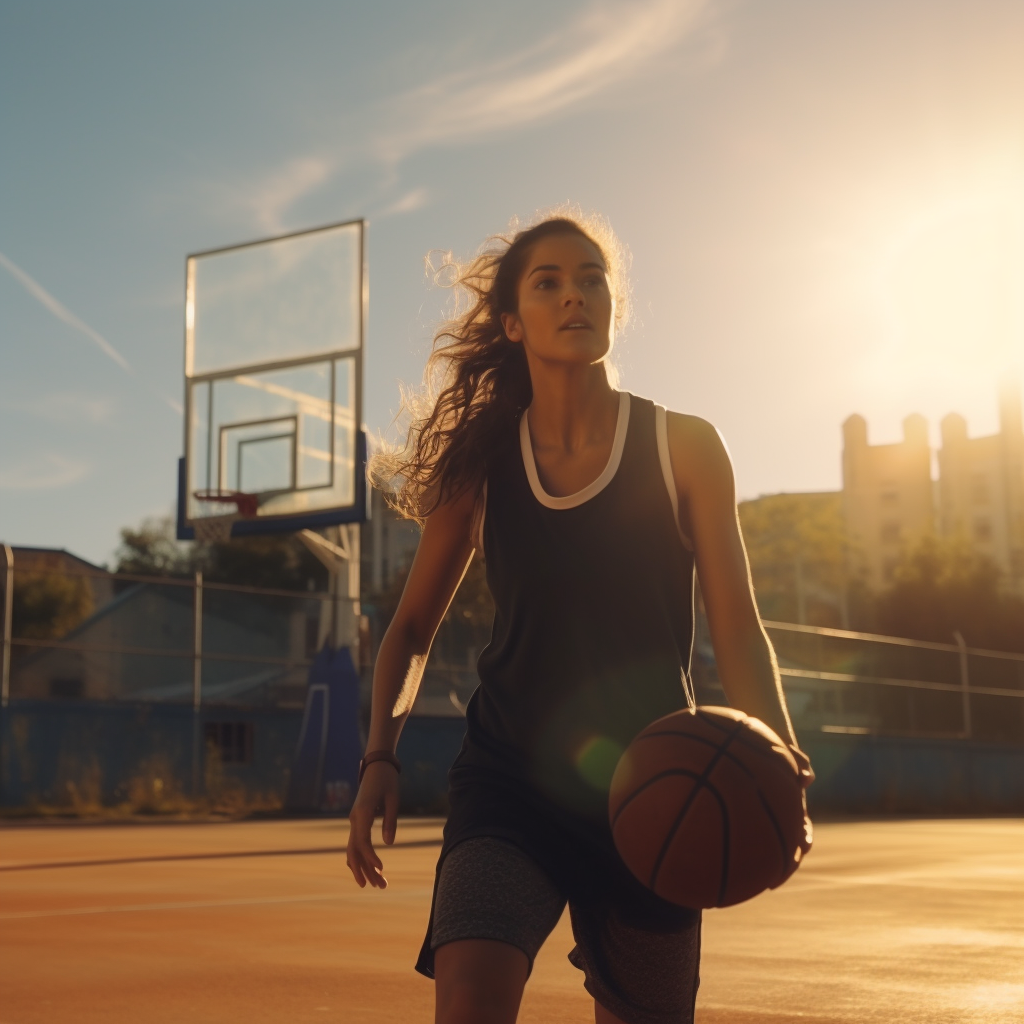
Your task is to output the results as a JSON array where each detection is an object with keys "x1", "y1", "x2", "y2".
[
  {"x1": 694, "y1": 614, "x2": 1024, "y2": 744},
  {"x1": 4, "y1": 554, "x2": 1023, "y2": 745},
  {"x1": 0, "y1": 561, "x2": 347, "y2": 710}
]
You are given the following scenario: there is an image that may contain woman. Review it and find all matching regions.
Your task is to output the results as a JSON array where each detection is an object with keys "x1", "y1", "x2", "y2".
[{"x1": 347, "y1": 211, "x2": 812, "y2": 1024}]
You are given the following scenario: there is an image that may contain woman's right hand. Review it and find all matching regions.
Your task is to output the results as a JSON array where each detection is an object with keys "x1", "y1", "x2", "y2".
[{"x1": 346, "y1": 761, "x2": 401, "y2": 889}]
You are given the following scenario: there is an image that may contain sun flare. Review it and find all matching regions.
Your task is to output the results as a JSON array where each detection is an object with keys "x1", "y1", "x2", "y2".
[{"x1": 871, "y1": 192, "x2": 1024, "y2": 396}]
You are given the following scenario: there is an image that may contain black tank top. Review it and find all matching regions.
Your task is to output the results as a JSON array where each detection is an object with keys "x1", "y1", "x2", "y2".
[
  {"x1": 416, "y1": 393, "x2": 700, "y2": 978},
  {"x1": 458, "y1": 391, "x2": 696, "y2": 822}
]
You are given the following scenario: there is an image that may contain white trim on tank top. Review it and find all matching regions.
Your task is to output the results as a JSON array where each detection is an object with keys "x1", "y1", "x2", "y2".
[
  {"x1": 655, "y1": 404, "x2": 695, "y2": 552},
  {"x1": 520, "y1": 390, "x2": 631, "y2": 509}
]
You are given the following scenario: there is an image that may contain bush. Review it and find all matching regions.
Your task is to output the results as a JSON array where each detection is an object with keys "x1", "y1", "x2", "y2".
[
  {"x1": 875, "y1": 535, "x2": 1024, "y2": 652},
  {"x1": 13, "y1": 571, "x2": 94, "y2": 640}
]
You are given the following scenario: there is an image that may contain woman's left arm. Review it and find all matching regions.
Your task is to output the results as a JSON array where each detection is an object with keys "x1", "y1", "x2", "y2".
[{"x1": 667, "y1": 413, "x2": 812, "y2": 783}]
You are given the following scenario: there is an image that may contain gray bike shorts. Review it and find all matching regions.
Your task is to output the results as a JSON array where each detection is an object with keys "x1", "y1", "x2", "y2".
[{"x1": 429, "y1": 836, "x2": 701, "y2": 1024}]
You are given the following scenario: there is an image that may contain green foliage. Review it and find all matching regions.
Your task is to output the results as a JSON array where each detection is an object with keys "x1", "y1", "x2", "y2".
[
  {"x1": 875, "y1": 534, "x2": 1024, "y2": 652},
  {"x1": 738, "y1": 493, "x2": 847, "y2": 625},
  {"x1": 13, "y1": 572, "x2": 94, "y2": 640},
  {"x1": 114, "y1": 516, "x2": 328, "y2": 592},
  {"x1": 115, "y1": 517, "x2": 193, "y2": 577},
  {"x1": 200, "y1": 534, "x2": 327, "y2": 591}
]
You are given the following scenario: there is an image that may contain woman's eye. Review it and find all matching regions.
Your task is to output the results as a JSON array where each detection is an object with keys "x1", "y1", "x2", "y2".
[
  {"x1": 535, "y1": 277, "x2": 557, "y2": 289},
  {"x1": 583, "y1": 276, "x2": 605, "y2": 288}
]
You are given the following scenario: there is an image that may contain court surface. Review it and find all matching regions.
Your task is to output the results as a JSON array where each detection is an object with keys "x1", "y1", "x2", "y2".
[{"x1": 1, "y1": 817, "x2": 1021, "y2": 1024}]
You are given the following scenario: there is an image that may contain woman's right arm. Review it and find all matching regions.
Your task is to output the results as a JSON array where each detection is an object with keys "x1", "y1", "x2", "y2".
[{"x1": 345, "y1": 486, "x2": 478, "y2": 890}]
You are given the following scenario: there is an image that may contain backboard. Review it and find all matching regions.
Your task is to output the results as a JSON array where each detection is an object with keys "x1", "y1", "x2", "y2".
[{"x1": 177, "y1": 219, "x2": 367, "y2": 540}]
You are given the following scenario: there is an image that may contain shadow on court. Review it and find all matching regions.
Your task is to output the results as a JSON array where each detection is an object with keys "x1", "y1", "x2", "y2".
[{"x1": 1, "y1": 818, "x2": 1021, "y2": 1023}]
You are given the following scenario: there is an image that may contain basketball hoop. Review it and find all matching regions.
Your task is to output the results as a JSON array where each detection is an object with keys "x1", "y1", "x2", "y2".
[{"x1": 191, "y1": 491, "x2": 259, "y2": 543}]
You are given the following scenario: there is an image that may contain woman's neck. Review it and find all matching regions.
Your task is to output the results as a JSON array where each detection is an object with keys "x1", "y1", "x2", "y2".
[{"x1": 526, "y1": 363, "x2": 619, "y2": 455}]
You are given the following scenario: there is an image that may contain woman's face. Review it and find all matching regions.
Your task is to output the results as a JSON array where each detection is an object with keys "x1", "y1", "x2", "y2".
[{"x1": 501, "y1": 232, "x2": 614, "y2": 369}]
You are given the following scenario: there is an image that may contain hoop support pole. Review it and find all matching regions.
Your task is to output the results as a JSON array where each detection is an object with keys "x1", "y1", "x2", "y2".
[
  {"x1": 1, "y1": 544, "x2": 12, "y2": 708},
  {"x1": 192, "y1": 571, "x2": 203, "y2": 795}
]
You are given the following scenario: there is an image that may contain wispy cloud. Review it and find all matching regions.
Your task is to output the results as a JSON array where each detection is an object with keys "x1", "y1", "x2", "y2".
[
  {"x1": 0, "y1": 250, "x2": 183, "y2": 416},
  {"x1": 0, "y1": 250, "x2": 131, "y2": 371},
  {"x1": 209, "y1": 0, "x2": 712, "y2": 235},
  {"x1": 0, "y1": 453, "x2": 91, "y2": 491},
  {"x1": 375, "y1": 187, "x2": 431, "y2": 218},
  {"x1": 214, "y1": 156, "x2": 334, "y2": 236},
  {"x1": 372, "y1": 0, "x2": 711, "y2": 164}
]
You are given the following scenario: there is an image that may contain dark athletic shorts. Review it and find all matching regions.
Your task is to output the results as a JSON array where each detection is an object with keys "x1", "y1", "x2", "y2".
[{"x1": 430, "y1": 836, "x2": 701, "y2": 1024}]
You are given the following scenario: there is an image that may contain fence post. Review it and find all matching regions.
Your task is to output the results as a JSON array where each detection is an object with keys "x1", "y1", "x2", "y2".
[
  {"x1": 953, "y1": 629, "x2": 971, "y2": 740},
  {"x1": 192, "y1": 571, "x2": 203, "y2": 795},
  {"x1": 1, "y1": 544, "x2": 13, "y2": 709}
]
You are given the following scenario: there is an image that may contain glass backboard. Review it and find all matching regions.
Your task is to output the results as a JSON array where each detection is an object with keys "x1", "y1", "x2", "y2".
[{"x1": 177, "y1": 220, "x2": 366, "y2": 539}]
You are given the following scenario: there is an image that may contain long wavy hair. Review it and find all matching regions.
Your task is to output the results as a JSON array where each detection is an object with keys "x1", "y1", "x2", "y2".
[{"x1": 369, "y1": 208, "x2": 631, "y2": 524}]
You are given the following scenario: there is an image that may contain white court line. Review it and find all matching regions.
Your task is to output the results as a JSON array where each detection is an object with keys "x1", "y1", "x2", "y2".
[
  {"x1": 1, "y1": 887, "x2": 436, "y2": 921},
  {"x1": 0, "y1": 893, "x2": 348, "y2": 921}
]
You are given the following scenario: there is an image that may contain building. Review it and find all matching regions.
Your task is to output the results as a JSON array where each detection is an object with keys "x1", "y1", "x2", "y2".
[
  {"x1": 938, "y1": 384, "x2": 1024, "y2": 589},
  {"x1": 842, "y1": 384, "x2": 1024, "y2": 593},
  {"x1": 841, "y1": 413, "x2": 934, "y2": 589},
  {"x1": 11, "y1": 580, "x2": 313, "y2": 704},
  {"x1": 7, "y1": 546, "x2": 114, "y2": 613}
]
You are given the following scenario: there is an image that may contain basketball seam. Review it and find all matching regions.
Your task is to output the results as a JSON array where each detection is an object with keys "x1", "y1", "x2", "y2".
[
  {"x1": 693, "y1": 710, "x2": 737, "y2": 735},
  {"x1": 610, "y1": 767, "x2": 707, "y2": 832},
  {"x1": 692, "y1": 712, "x2": 792, "y2": 763},
  {"x1": 636, "y1": 725, "x2": 798, "y2": 771},
  {"x1": 716, "y1": 787, "x2": 731, "y2": 907},
  {"x1": 646, "y1": 719, "x2": 747, "y2": 897},
  {"x1": 631, "y1": 731, "x2": 761, "y2": 780},
  {"x1": 650, "y1": 775, "x2": 730, "y2": 901},
  {"x1": 757, "y1": 790, "x2": 791, "y2": 886}
]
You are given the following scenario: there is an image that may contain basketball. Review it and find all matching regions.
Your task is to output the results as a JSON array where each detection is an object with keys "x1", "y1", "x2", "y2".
[{"x1": 609, "y1": 706, "x2": 810, "y2": 909}]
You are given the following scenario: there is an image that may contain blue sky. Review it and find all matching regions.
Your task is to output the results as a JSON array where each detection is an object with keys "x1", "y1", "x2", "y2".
[{"x1": 2, "y1": 0, "x2": 1023, "y2": 564}]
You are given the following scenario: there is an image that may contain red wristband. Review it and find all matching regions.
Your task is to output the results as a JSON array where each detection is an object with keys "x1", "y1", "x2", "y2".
[{"x1": 358, "y1": 750, "x2": 401, "y2": 784}]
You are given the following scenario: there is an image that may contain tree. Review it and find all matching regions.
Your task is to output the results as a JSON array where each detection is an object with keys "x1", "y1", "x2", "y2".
[
  {"x1": 12, "y1": 572, "x2": 93, "y2": 641},
  {"x1": 115, "y1": 516, "x2": 328, "y2": 591},
  {"x1": 874, "y1": 534, "x2": 1024, "y2": 652},
  {"x1": 738, "y1": 492, "x2": 849, "y2": 626},
  {"x1": 115, "y1": 517, "x2": 194, "y2": 577}
]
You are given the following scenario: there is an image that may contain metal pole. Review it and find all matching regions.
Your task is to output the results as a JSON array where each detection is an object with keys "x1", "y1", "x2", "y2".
[
  {"x1": 1, "y1": 544, "x2": 13, "y2": 708},
  {"x1": 953, "y1": 630, "x2": 971, "y2": 740},
  {"x1": 330, "y1": 563, "x2": 339, "y2": 651},
  {"x1": 192, "y1": 571, "x2": 203, "y2": 795}
]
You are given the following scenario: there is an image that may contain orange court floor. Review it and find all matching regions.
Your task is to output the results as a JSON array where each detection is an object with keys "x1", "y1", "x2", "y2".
[{"x1": 0, "y1": 816, "x2": 1022, "y2": 1024}]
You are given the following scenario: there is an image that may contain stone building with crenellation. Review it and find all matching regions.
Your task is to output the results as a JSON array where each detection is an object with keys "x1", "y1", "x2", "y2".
[{"x1": 841, "y1": 384, "x2": 1024, "y2": 595}]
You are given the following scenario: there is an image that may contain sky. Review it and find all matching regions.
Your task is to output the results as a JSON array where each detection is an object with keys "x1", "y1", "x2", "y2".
[{"x1": 2, "y1": 0, "x2": 1023, "y2": 565}]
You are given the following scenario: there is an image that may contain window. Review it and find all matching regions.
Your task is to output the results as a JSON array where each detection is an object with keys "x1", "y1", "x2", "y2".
[
  {"x1": 973, "y1": 518, "x2": 992, "y2": 543},
  {"x1": 880, "y1": 521, "x2": 901, "y2": 544},
  {"x1": 204, "y1": 722, "x2": 254, "y2": 764}
]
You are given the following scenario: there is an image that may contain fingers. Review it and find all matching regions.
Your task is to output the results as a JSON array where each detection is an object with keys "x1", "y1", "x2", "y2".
[
  {"x1": 346, "y1": 805, "x2": 388, "y2": 889},
  {"x1": 788, "y1": 744, "x2": 815, "y2": 789},
  {"x1": 798, "y1": 791, "x2": 813, "y2": 856}
]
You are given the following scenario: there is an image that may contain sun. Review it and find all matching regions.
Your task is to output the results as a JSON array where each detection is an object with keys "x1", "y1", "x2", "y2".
[{"x1": 871, "y1": 191, "x2": 1024, "y2": 395}]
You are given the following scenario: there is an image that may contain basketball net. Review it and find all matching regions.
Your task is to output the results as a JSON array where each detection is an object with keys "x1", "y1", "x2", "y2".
[{"x1": 191, "y1": 491, "x2": 259, "y2": 543}]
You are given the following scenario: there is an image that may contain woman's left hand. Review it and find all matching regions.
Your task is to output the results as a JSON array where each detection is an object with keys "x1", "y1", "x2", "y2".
[
  {"x1": 786, "y1": 745, "x2": 814, "y2": 861},
  {"x1": 788, "y1": 744, "x2": 814, "y2": 789}
]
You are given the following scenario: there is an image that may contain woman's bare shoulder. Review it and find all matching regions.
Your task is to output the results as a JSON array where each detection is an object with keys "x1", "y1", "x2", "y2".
[{"x1": 664, "y1": 411, "x2": 731, "y2": 474}]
